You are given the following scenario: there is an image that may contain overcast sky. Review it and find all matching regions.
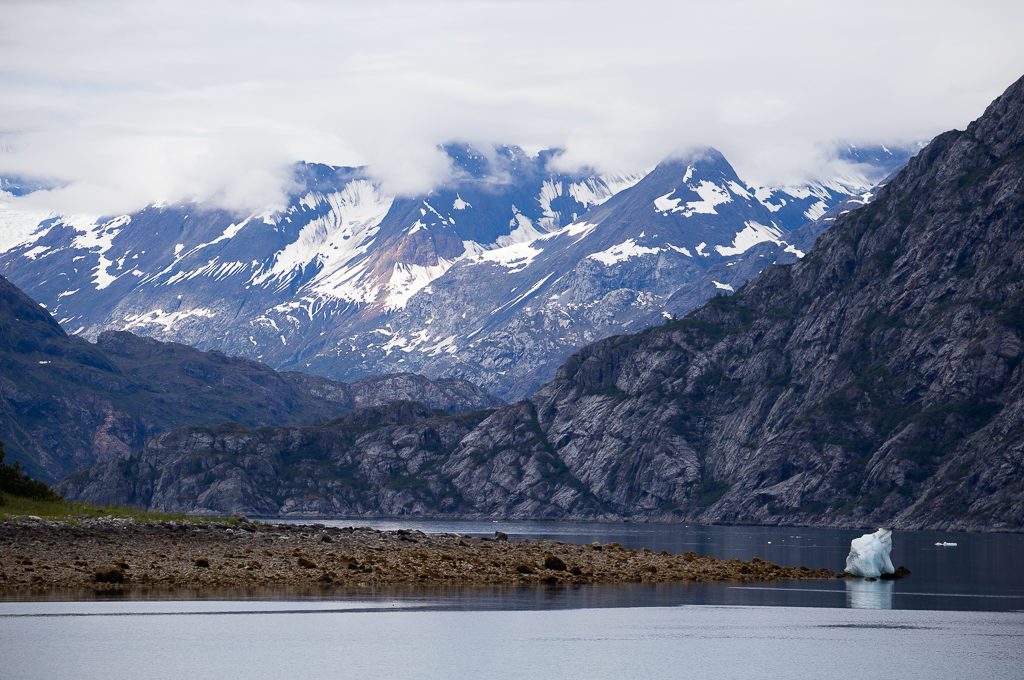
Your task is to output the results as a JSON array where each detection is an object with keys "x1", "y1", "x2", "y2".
[{"x1": 1, "y1": 0, "x2": 1022, "y2": 216}]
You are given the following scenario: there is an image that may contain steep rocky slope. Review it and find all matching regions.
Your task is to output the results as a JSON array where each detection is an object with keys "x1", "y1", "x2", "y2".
[
  {"x1": 519, "y1": 75, "x2": 1024, "y2": 530},
  {"x1": 0, "y1": 275, "x2": 498, "y2": 482},
  {"x1": 61, "y1": 76, "x2": 1023, "y2": 530}
]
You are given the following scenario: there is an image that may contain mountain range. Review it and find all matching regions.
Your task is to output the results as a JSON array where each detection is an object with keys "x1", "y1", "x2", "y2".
[
  {"x1": 55, "y1": 74, "x2": 1024, "y2": 531},
  {"x1": 0, "y1": 143, "x2": 913, "y2": 399},
  {"x1": 0, "y1": 272, "x2": 497, "y2": 483}
]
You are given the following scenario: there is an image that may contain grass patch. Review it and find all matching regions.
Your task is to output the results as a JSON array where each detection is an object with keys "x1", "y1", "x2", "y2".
[
  {"x1": 0, "y1": 442, "x2": 231, "y2": 524},
  {"x1": 0, "y1": 491, "x2": 219, "y2": 523}
]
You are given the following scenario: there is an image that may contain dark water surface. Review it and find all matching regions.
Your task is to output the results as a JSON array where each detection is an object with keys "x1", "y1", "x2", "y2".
[{"x1": 266, "y1": 519, "x2": 1024, "y2": 612}]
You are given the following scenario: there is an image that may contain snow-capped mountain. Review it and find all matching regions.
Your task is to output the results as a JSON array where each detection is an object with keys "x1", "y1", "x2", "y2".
[{"x1": 0, "y1": 143, "x2": 915, "y2": 399}]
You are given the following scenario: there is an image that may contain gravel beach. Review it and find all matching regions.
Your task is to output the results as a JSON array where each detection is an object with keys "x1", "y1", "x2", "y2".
[{"x1": 0, "y1": 517, "x2": 840, "y2": 596}]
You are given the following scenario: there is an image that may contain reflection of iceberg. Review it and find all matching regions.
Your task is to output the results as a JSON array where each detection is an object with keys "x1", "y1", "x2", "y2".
[
  {"x1": 845, "y1": 528, "x2": 895, "y2": 578},
  {"x1": 845, "y1": 578, "x2": 894, "y2": 609}
]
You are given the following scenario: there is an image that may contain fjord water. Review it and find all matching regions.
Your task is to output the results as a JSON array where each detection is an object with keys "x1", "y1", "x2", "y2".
[
  {"x1": 2, "y1": 523, "x2": 1022, "y2": 679},
  {"x1": 268, "y1": 519, "x2": 1024, "y2": 612},
  {"x1": 2, "y1": 600, "x2": 1022, "y2": 680}
]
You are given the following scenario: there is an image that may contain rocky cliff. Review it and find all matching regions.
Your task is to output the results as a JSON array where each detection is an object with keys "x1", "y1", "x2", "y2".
[
  {"x1": 0, "y1": 275, "x2": 499, "y2": 482},
  {"x1": 60, "y1": 75, "x2": 1024, "y2": 530}
]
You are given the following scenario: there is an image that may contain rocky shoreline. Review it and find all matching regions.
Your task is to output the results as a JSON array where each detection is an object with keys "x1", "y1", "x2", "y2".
[{"x1": 0, "y1": 517, "x2": 840, "y2": 596}]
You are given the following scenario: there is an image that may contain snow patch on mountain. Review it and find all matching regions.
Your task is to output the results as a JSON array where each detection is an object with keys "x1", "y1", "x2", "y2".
[
  {"x1": 67, "y1": 214, "x2": 131, "y2": 290},
  {"x1": 561, "y1": 220, "x2": 598, "y2": 241},
  {"x1": 537, "y1": 172, "x2": 646, "y2": 229},
  {"x1": 162, "y1": 259, "x2": 250, "y2": 286},
  {"x1": 655, "y1": 180, "x2": 732, "y2": 217},
  {"x1": 753, "y1": 186, "x2": 785, "y2": 212},
  {"x1": 496, "y1": 211, "x2": 545, "y2": 247},
  {"x1": 683, "y1": 181, "x2": 733, "y2": 215},
  {"x1": 256, "y1": 180, "x2": 392, "y2": 293},
  {"x1": 471, "y1": 239, "x2": 543, "y2": 273},
  {"x1": 666, "y1": 244, "x2": 693, "y2": 257},
  {"x1": 567, "y1": 172, "x2": 646, "y2": 207},
  {"x1": 802, "y1": 200, "x2": 828, "y2": 221},
  {"x1": 589, "y1": 239, "x2": 661, "y2": 265},
  {"x1": 21, "y1": 244, "x2": 50, "y2": 260},
  {"x1": 122, "y1": 306, "x2": 217, "y2": 331},
  {"x1": 726, "y1": 181, "x2": 752, "y2": 199},
  {"x1": 493, "y1": 273, "x2": 554, "y2": 315},
  {"x1": 199, "y1": 215, "x2": 256, "y2": 251},
  {"x1": 386, "y1": 258, "x2": 457, "y2": 310},
  {"x1": 715, "y1": 220, "x2": 785, "y2": 256}
]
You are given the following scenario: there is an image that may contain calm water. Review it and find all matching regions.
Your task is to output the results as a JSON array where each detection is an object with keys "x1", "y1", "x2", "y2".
[
  {"x1": 264, "y1": 519, "x2": 1024, "y2": 612},
  {"x1": 1, "y1": 600, "x2": 1021, "y2": 680},
  {"x1": 2, "y1": 521, "x2": 1022, "y2": 678}
]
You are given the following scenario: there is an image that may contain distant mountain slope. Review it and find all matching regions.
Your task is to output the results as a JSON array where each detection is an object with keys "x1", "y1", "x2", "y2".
[
  {"x1": 61, "y1": 75, "x2": 1024, "y2": 530},
  {"x1": 0, "y1": 275, "x2": 499, "y2": 482},
  {"x1": 322, "y1": 148, "x2": 906, "y2": 398},
  {"x1": 0, "y1": 144, "x2": 912, "y2": 400}
]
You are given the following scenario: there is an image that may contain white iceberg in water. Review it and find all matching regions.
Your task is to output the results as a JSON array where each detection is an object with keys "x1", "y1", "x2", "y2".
[{"x1": 844, "y1": 528, "x2": 895, "y2": 578}]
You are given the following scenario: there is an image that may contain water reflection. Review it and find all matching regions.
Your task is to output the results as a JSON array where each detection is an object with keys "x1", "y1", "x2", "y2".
[{"x1": 845, "y1": 579, "x2": 894, "y2": 609}]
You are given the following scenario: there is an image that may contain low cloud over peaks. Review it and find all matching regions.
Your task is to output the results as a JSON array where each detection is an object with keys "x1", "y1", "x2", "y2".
[{"x1": 1, "y1": 0, "x2": 1022, "y2": 215}]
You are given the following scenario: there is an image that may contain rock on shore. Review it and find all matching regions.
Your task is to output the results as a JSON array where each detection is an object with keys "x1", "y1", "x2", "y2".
[{"x1": 0, "y1": 517, "x2": 838, "y2": 595}]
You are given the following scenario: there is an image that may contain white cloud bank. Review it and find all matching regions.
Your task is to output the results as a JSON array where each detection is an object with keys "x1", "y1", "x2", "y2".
[{"x1": 0, "y1": 0, "x2": 1022, "y2": 215}]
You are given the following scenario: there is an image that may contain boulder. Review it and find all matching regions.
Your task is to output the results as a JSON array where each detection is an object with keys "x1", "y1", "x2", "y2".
[{"x1": 94, "y1": 565, "x2": 125, "y2": 583}]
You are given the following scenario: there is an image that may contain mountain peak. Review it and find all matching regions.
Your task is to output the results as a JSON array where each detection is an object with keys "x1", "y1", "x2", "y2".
[
  {"x1": 0, "y1": 137, "x2": 910, "y2": 400},
  {"x1": 649, "y1": 148, "x2": 743, "y2": 189}
]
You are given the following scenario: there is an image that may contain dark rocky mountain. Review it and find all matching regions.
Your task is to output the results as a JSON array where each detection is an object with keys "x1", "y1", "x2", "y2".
[
  {"x1": 0, "y1": 275, "x2": 499, "y2": 482},
  {"x1": 61, "y1": 76, "x2": 1024, "y2": 530},
  {"x1": 0, "y1": 143, "x2": 911, "y2": 400}
]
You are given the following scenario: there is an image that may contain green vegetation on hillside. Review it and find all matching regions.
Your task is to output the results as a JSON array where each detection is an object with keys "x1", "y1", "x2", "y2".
[
  {"x1": 0, "y1": 440, "x2": 60, "y2": 504},
  {"x1": 0, "y1": 440, "x2": 217, "y2": 523},
  {"x1": 0, "y1": 492, "x2": 211, "y2": 523}
]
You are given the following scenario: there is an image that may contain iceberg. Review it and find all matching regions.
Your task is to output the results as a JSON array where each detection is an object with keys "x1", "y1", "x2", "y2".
[{"x1": 844, "y1": 528, "x2": 895, "y2": 578}]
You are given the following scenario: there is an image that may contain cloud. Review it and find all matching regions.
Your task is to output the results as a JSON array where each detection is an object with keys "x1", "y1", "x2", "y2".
[{"x1": 1, "y1": 0, "x2": 1022, "y2": 216}]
